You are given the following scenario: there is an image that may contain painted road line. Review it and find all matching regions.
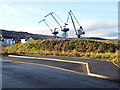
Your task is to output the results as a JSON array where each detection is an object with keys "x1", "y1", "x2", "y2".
[
  {"x1": 112, "y1": 62, "x2": 120, "y2": 68},
  {"x1": 9, "y1": 55, "x2": 88, "y2": 73},
  {"x1": 8, "y1": 55, "x2": 118, "y2": 81},
  {"x1": 84, "y1": 62, "x2": 116, "y2": 81},
  {"x1": 3, "y1": 59, "x2": 116, "y2": 81},
  {"x1": 1, "y1": 59, "x2": 114, "y2": 80},
  {"x1": 0, "y1": 59, "x2": 12, "y2": 62},
  {"x1": 8, "y1": 55, "x2": 87, "y2": 64},
  {"x1": 88, "y1": 73, "x2": 115, "y2": 80},
  {"x1": 1, "y1": 59, "x2": 86, "y2": 75}
]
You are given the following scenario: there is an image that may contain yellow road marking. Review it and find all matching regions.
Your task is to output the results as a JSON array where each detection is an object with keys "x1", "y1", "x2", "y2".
[
  {"x1": 8, "y1": 55, "x2": 87, "y2": 64},
  {"x1": 0, "y1": 59, "x2": 11, "y2": 62},
  {"x1": 2, "y1": 59, "x2": 86, "y2": 75}
]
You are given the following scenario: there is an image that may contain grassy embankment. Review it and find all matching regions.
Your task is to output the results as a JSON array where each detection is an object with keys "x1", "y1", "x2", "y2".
[{"x1": 2, "y1": 39, "x2": 120, "y2": 66}]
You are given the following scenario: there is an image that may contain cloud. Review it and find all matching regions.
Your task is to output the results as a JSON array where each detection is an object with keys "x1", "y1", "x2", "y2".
[
  {"x1": 2, "y1": 4, "x2": 14, "y2": 10},
  {"x1": 79, "y1": 20, "x2": 118, "y2": 39},
  {"x1": 82, "y1": 20, "x2": 118, "y2": 31},
  {"x1": 1, "y1": 4, "x2": 16, "y2": 14},
  {"x1": 84, "y1": 29, "x2": 117, "y2": 37},
  {"x1": 66, "y1": 20, "x2": 118, "y2": 39}
]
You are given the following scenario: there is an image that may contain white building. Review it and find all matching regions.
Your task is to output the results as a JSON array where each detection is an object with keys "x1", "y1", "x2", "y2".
[
  {"x1": 0, "y1": 35, "x2": 15, "y2": 46},
  {"x1": 21, "y1": 39, "x2": 25, "y2": 43},
  {"x1": 21, "y1": 36, "x2": 34, "y2": 43}
]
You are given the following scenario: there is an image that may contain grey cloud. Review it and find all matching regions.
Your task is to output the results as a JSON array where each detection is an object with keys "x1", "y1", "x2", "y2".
[{"x1": 82, "y1": 20, "x2": 118, "y2": 31}]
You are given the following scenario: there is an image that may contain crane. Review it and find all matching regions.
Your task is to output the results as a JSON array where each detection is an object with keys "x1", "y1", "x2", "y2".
[
  {"x1": 44, "y1": 12, "x2": 69, "y2": 38},
  {"x1": 66, "y1": 10, "x2": 85, "y2": 38},
  {"x1": 38, "y1": 19, "x2": 58, "y2": 39}
]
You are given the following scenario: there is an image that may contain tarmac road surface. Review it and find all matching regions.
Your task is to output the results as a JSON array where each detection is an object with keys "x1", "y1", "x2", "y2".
[{"x1": 2, "y1": 56, "x2": 119, "y2": 88}]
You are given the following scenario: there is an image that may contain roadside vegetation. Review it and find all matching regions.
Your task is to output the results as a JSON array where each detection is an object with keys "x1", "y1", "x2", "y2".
[{"x1": 2, "y1": 39, "x2": 120, "y2": 66}]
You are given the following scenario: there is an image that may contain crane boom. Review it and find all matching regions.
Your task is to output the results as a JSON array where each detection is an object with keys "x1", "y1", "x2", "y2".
[
  {"x1": 69, "y1": 10, "x2": 81, "y2": 27},
  {"x1": 38, "y1": 19, "x2": 53, "y2": 32},
  {"x1": 44, "y1": 12, "x2": 53, "y2": 17},
  {"x1": 69, "y1": 12, "x2": 77, "y2": 35},
  {"x1": 38, "y1": 19, "x2": 59, "y2": 39},
  {"x1": 44, "y1": 12, "x2": 61, "y2": 29}
]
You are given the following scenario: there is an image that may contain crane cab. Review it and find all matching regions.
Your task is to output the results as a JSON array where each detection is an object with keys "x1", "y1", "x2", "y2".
[
  {"x1": 78, "y1": 26, "x2": 85, "y2": 35},
  {"x1": 52, "y1": 31, "x2": 58, "y2": 35},
  {"x1": 61, "y1": 28, "x2": 69, "y2": 32},
  {"x1": 78, "y1": 30, "x2": 85, "y2": 35}
]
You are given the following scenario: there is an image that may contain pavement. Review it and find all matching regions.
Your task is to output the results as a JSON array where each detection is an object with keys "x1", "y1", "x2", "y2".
[
  {"x1": 8, "y1": 55, "x2": 120, "y2": 81},
  {"x1": 1, "y1": 56, "x2": 120, "y2": 88}
]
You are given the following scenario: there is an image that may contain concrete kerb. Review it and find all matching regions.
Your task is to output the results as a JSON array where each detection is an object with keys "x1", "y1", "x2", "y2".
[{"x1": 8, "y1": 55, "x2": 118, "y2": 82}]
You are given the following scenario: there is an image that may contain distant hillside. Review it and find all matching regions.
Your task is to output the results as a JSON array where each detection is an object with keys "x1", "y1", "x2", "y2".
[
  {"x1": 84, "y1": 37, "x2": 107, "y2": 40},
  {"x1": 0, "y1": 29, "x2": 118, "y2": 42},
  {"x1": 0, "y1": 29, "x2": 55, "y2": 41},
  {"x1": 81, "y1": 37, "x2": 119, "y2": 43}
]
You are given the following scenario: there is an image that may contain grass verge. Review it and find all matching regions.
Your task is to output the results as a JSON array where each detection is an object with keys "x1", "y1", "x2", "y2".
[{"x1": 1, "y1": 39, "x2": 120, "y2": 67}]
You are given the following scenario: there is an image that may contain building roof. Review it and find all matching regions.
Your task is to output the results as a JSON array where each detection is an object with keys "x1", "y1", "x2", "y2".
[
  {"x1": 25, "y1": 36, "x2": 30, "y2": 41},
  {"x1": 34, "y1": 38, "x2": 42, "y2": 40},
  {"x1": 1, "y1": 35, "x2": 13, "y2": 39},
  {"x1": 25, "y1": 36, "x2": 34, "y2": 41}
]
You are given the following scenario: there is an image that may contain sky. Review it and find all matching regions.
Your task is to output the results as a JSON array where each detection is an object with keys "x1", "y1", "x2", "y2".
[{"x1": 0, "y1": 0, "x2": 118, "y2": 39}]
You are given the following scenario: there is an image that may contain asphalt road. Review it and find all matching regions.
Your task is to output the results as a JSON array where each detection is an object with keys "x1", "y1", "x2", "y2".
[{"x1": 2, "y1": 56, "x2": 119, "y2": 88}]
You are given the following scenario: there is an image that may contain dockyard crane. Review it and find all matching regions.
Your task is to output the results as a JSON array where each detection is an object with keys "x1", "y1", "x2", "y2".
[
  {"x1": 66, "y1": 10, "x2": 85, "y2": 38},
  {"x1": 44, "y1": 12, "x2": 69, "y2": 38},
  {"x1": 38, "y1": 19, "x2": 58, "y2": 39}
]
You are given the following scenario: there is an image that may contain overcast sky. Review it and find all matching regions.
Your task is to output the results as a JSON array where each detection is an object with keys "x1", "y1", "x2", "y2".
[{"x1": 0, "y1": 0, "x2": 118, "y2": 39}]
